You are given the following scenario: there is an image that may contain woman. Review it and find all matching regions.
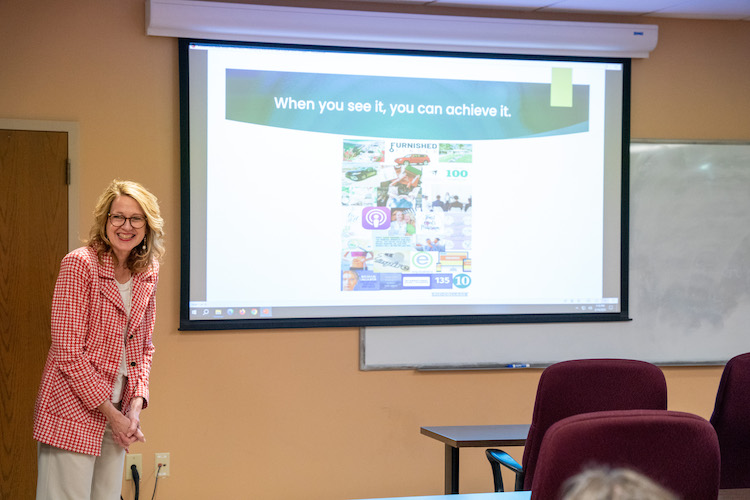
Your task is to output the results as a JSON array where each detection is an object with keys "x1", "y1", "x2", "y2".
[
  {"x1": 561, "y1": 467, "x2": 678, "y2": 500},
  {"x1": 342, "y1": 270, "x2": 359, "y2": 291},
  {"x1": 34, "y1": 179, "x2": 165, "y2": 499},
  {"x1": 388, "y1": 209, "x2": 408, "y2": 236}
]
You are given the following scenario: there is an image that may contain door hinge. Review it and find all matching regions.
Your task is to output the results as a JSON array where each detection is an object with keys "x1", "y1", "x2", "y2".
[{"x1": 65, "y1": 159, "x2": 71, "y2": 185}]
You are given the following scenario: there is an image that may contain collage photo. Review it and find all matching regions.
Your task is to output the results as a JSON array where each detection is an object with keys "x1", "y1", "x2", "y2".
[{"x1": 341, "y1": 138, "x2": 474, "y2": 293}]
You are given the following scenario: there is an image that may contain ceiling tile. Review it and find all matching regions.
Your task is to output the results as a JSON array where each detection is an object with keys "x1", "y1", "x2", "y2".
[
  {"x1": 342, "y1": 0, "x2": 750, "y2": 20},
  {"x1": 646, "y1": 0, "x2": 750, "y2": 20},
  {"x1": 430, "y1": 0, "x2": 549, "y2": 8}
]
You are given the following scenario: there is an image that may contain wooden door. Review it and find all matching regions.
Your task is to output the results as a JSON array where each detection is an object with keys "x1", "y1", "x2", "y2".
[{"x1": 0, "y1": 129, "x2": 68, "y2": 498}]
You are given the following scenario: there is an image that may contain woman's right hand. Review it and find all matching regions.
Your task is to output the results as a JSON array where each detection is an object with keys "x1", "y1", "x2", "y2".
[{"x1": 98, "y1": 400, "x2": 141, "y2": 448}]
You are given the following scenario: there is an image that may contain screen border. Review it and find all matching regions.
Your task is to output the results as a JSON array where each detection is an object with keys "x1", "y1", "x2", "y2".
[{"x1": 178, "y1": 37, "x2": 631, "y2": 330}]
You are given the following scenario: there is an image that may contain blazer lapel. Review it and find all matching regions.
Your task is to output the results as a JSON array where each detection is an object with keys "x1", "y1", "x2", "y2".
[
  {"x1": 98, "y1": 253, "x2": 125, "y2": 313},
  {"x1": 129, "y1": 264, "x2": 157, "y2": 330}
]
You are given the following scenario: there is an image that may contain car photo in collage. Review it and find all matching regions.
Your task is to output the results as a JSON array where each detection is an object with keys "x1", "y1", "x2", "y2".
[{"x1": 341, "y1": 139, "x2": 473, "y2": 293}]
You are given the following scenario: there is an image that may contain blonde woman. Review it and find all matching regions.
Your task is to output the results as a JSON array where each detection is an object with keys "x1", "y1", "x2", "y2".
[
  {"x1": 34, "y1": 180, "x2": 165, "y2": 499},
  {"x1": 561, "y1": 467, "x2": 679, "y2": 500}
]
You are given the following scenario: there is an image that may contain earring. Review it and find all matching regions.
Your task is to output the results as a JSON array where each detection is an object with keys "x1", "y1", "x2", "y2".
[{"x1": 142, "y1": 240, "x2": 147, "y2": 251}]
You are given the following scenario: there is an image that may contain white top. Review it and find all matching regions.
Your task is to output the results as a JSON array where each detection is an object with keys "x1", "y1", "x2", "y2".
[{"x1": 111, "y1": 277, "x2": 132, "y2": 403}]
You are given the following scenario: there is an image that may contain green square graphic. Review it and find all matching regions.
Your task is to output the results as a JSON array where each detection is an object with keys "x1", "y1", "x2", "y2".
[{"x1": 551, "y1": 67, "x2": 573, "y2": 107}]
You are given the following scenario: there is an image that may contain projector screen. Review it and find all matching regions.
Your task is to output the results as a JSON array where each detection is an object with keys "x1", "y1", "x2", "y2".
[{"x1": 179, "y1": 38, "x2": 630, "y2": 330}]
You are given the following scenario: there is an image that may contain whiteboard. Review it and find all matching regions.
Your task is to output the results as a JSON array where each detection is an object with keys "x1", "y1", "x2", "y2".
[{"x1": 361, "y1": 141, "x2": 750, "y2": 370}]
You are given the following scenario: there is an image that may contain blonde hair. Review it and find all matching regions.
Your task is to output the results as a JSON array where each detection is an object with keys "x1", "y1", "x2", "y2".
[
  {"x1": 88, "y1": 179, "x2": 165, "y2": 273},
  {"x1": 561, "y1": 467, "x2": 679, "y2": 500}
]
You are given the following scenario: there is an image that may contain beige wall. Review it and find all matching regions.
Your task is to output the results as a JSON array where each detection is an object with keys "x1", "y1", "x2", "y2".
[{"x1": 2, "y1": 1, "x2": 748, "y2": 498}]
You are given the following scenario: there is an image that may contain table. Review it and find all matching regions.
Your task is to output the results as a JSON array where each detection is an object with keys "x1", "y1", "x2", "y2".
[
  {"x1": 353, "y1": 489, "x2": 750, "y2": 500},
  {"x1": 718, "y1": 489, "x2": 750, "y2": 499},
  {"x1": 421, "y1": 425, "x2": 531, "y2": 495},
  {"x1": 354, "y1": 493, "x2": 530, "y2": 500}
]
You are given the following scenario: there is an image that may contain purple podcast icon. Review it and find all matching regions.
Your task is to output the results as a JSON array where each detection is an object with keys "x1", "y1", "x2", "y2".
[{"x1": 362, "y1": 207, "x2": 391, "y2": 230}]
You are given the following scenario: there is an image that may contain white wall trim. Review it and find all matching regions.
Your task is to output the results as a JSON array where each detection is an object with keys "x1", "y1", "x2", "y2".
[
  {"x1": 0, "y1": 118, "x2": 81, "y2": 251},
  {"x1": 146, "y1": 0, "x2": 658, "y2": 58}
]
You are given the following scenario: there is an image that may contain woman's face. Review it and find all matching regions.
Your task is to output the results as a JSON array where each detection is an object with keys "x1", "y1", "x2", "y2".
[
  {"x1": 106, "y1": 195, "x2": 147, "y2": 262},
  {"x1": 395, "y1": 211, "x2": 404, "y2": 222},
  {"x1": 342, "y1": 271, "x2": 358, "y2": 291}
]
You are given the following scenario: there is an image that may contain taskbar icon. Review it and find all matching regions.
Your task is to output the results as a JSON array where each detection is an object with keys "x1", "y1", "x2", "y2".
[{"x1": 189, "y1": 307, "x2": 273, "y2": 319}]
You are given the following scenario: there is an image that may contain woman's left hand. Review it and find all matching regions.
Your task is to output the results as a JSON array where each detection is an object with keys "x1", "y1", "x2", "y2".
[{"x1": 126, "y1": 397, "x2": 147, "y2": 443}]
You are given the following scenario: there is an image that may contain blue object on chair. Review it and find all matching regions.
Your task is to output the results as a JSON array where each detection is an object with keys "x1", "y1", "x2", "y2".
[{"x1": 486, "y1": 358, "x2": 667, "y2": 492}]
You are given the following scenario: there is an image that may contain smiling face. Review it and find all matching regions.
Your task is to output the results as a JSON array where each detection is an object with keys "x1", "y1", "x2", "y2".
[{"x1": 106, "y1": 195, "x2": 147, "y2": 264}]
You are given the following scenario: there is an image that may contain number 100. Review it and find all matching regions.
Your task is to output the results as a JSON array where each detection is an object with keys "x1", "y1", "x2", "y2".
[{"x1": 446, "y1": 170, "x2": 468, "y2": 178}]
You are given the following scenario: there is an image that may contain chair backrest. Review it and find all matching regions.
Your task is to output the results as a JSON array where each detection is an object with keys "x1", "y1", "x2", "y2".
[
  {"x1": 710, "y1": 352, "x2": 750, "y2": 489},
  {"x1": 521, "y1": 359, "x2": 667, "y2": 490},
  {"x1": 530, "y1": 409, "x2": 721, "y2": 500}
]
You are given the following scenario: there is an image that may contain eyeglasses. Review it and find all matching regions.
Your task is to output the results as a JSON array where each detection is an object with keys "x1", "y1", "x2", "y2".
[{"x1": 108, "y1": 213, "x2": 147, "y2": 229}]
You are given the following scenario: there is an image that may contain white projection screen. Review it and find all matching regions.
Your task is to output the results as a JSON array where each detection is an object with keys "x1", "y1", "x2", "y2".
[{"x1": 179, "y1": 38, "x2": 631, "y2": 330}]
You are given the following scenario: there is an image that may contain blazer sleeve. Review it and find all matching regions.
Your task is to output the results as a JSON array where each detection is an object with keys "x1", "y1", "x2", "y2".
[{"x1": 50, "y1": 252, "x2": 112, "y2": 411}]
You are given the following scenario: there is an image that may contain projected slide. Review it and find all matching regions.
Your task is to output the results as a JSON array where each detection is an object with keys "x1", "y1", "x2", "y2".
[{"x1": 182, "y1": 40, "x2": 627, "y2": 328}]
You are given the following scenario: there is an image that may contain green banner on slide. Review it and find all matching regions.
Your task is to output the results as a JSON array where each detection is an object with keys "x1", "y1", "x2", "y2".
[{"x1": 225, "y1": 69, "x2": 589, "y2": 140}]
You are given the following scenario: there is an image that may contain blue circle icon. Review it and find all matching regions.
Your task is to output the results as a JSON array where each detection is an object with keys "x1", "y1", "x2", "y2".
[{"x1": 453, "y1": 274, "x2": 472, "y2": 288}]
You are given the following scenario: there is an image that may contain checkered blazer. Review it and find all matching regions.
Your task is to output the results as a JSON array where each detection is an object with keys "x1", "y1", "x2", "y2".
[{"x1": 33, "y1": 245, "x2": 158, "y2": 456}]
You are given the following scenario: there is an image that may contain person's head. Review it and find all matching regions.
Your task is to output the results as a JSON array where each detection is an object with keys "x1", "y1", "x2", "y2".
[
  {"x1": 394, "y1": 210, "x2": 404, "y2": 221},
  {"x1": 560, "y1": 467, "x2": 679, "y2": 500},
  {"x1": 88, "y1": 179, "x2": 165, "y2": 272},
  {"x1": 342, "y1": 270, "x2": 358, "y2": 291}
]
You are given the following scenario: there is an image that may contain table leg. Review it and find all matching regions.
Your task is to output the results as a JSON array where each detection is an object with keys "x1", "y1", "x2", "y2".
[{"x1": 444, "y1": 444, "x2": 459, "y2": 494}]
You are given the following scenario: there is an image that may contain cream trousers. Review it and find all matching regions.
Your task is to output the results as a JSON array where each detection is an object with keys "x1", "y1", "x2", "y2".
[{"x1": 36, "y1": 425, "x2": 126, "y2": 500}]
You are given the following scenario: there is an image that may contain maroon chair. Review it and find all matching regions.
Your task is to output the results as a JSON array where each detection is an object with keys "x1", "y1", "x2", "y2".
[
  {"x1": 486, "y1": 359, "x2": 667, "y2": 492},
  {"x1": 710, "y1": 352, "x2": 750, "y2": 489},
  {"x1": 529, "y1": 409, "x2": 721, "y2": 500}
]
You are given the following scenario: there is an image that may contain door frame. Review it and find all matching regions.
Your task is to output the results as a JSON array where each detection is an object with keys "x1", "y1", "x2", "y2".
[{"x1": 0, "y1": 118, "x2": 79, "y2": 250}]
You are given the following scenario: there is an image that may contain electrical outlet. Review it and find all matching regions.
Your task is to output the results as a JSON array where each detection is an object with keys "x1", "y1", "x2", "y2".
[
  {"x1": 125, "y1": 454, "x2": 142, "y2": 480},
  {"x1": 155, "y1": 452, "x2": 170, "y2": 477}
]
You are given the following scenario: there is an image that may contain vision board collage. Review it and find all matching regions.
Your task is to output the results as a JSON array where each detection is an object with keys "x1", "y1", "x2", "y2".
[{"x1": 341, "y1": 139, "x2": 473, "y2": 294}]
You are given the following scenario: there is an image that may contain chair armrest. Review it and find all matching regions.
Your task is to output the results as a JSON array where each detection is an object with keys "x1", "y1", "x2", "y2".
[
  {"x1": 486, "y1": 449, "x2": 522, "y2": 473},
  {"x1": 486, "y1": 449, "x2": 525, "y2": 492}
]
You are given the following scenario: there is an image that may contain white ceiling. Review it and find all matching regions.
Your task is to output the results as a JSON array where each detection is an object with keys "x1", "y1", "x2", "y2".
[{"x1": 345, "y1": 0, "x2": 750, "y2": 20}]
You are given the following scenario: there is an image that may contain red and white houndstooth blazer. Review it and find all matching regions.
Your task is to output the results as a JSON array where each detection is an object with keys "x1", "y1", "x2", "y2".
[{"x1": 33, "y1": 245, "x2": 158, "y2": 456}]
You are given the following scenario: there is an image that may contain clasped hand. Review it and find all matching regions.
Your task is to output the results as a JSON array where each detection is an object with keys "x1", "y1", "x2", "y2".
[
  {"x1": 111, "y1": 409, "x2": 146, "y2": 448},
  {"x1": 99, "y1": 399, "x2": 146, "y2": 449}
]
